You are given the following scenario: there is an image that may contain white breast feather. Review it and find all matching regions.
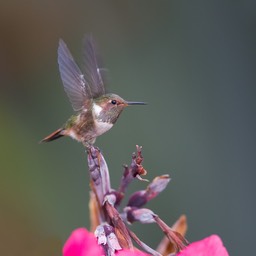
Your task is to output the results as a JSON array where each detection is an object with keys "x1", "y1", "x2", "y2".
[
  {"x1": 93, "y1": 103, "x2": 103, "y2": 116},
  {"x1": 93, "y1": 103, "x2": 113, "y2": 136},
  {"x1": 94, "y1": 119, "x2": 113, "y2": 136}
]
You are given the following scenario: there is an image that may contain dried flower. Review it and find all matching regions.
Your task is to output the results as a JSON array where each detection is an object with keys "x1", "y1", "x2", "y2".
[{"x1": 85, "y1": 146, "x2": 187, "y2": 255}]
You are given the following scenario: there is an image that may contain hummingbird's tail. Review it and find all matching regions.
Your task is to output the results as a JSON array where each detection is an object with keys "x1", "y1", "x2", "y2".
[{"x1": 41, "y1": 128, "x2": 65, "y2": 143}]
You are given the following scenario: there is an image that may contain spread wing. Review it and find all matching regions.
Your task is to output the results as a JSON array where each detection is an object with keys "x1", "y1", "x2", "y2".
[
  {"x1": 82, "y1": 35, "x2": 106, "y2": 98},
  {"x1": 58, "y1": 39, "x2": 92, "y2": 111}
]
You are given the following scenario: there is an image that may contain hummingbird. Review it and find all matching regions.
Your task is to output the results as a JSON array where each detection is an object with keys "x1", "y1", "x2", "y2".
[{"x1": 41, "y1": 35, "x2": 146, "y2": 147}]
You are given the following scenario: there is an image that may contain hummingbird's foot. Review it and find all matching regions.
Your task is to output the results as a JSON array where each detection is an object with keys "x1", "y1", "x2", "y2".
[
  {"x1": 84, "y1": 142, "x2": 92, "y2": 149},
  {"x1": 83, "y1": 142, "x2": 96, "y2": 151},
  {"x1": 85, "y1": 143, "x2": 101, "y2": 159},
  {"x1": 83, "y1": 138, "x2": 97, "y2": 151}
]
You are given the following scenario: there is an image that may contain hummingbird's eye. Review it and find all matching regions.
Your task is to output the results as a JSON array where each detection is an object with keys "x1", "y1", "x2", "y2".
[{"x1": 111, "y1": 100, "x2": 117, "y2": 105}]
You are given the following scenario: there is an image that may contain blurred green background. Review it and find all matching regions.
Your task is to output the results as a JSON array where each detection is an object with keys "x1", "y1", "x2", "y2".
[{"x1": 0, "y1": 1, "x2": 255, "y2": 255}]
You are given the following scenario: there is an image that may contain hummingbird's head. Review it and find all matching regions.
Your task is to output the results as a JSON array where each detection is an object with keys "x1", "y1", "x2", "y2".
[{"x1": 93, "y1": 93, "x2": 146, "y2": 124}]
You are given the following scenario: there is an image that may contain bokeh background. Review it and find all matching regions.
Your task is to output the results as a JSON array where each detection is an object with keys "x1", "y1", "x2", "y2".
[{"x1": 0, "y1": 1, "x2": 255, "y2": 255}]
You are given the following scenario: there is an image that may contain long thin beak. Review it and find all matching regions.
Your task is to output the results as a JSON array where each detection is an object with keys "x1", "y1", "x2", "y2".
[{"x1": 126, "y1": 101, "x2": 147, "y2": 105}]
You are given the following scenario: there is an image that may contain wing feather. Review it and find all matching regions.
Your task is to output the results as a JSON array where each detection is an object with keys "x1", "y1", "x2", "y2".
[
  {"x1": 58, "y1": 39, "x2": 92, "y2": 111},
  {"x1": 82, "y1": 35, "x2": 106, "y2": 98}
]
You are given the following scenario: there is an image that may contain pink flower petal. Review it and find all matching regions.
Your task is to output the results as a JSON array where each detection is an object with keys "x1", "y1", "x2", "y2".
[
  {"x1": 116, "y1": 249, "x2": 149, "y2": 256},
  {"x1": 177, "y1": 235, "x2": 229, "y2": 256},
  {"x1": 63, "y1": 228, "x2": 104, "y2": 256}
]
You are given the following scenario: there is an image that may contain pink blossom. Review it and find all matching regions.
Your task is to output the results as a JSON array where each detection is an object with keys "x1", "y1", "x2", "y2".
[
  {"x1": 63, "y1": 228, "x2": 229, "y2": 256},
  {"x1": 63, "y1": 228, "x2": 104, "y2": 256},
  {"x1": 177, "y1": 235, "x2": 229, "y2": 256},
  {"x1": 115, "y1": 249, "x2": 148, "y2": 256}
]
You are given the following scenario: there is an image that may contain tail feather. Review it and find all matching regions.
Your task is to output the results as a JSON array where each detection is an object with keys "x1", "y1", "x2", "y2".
[{"x1": 41, "y1": 128, "x2": 64, "y2": 143}]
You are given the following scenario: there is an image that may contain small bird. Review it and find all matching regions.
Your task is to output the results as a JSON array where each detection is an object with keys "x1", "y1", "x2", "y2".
[{"x1": 41, "y1": 35, "x2": 146, "y2": 147}]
